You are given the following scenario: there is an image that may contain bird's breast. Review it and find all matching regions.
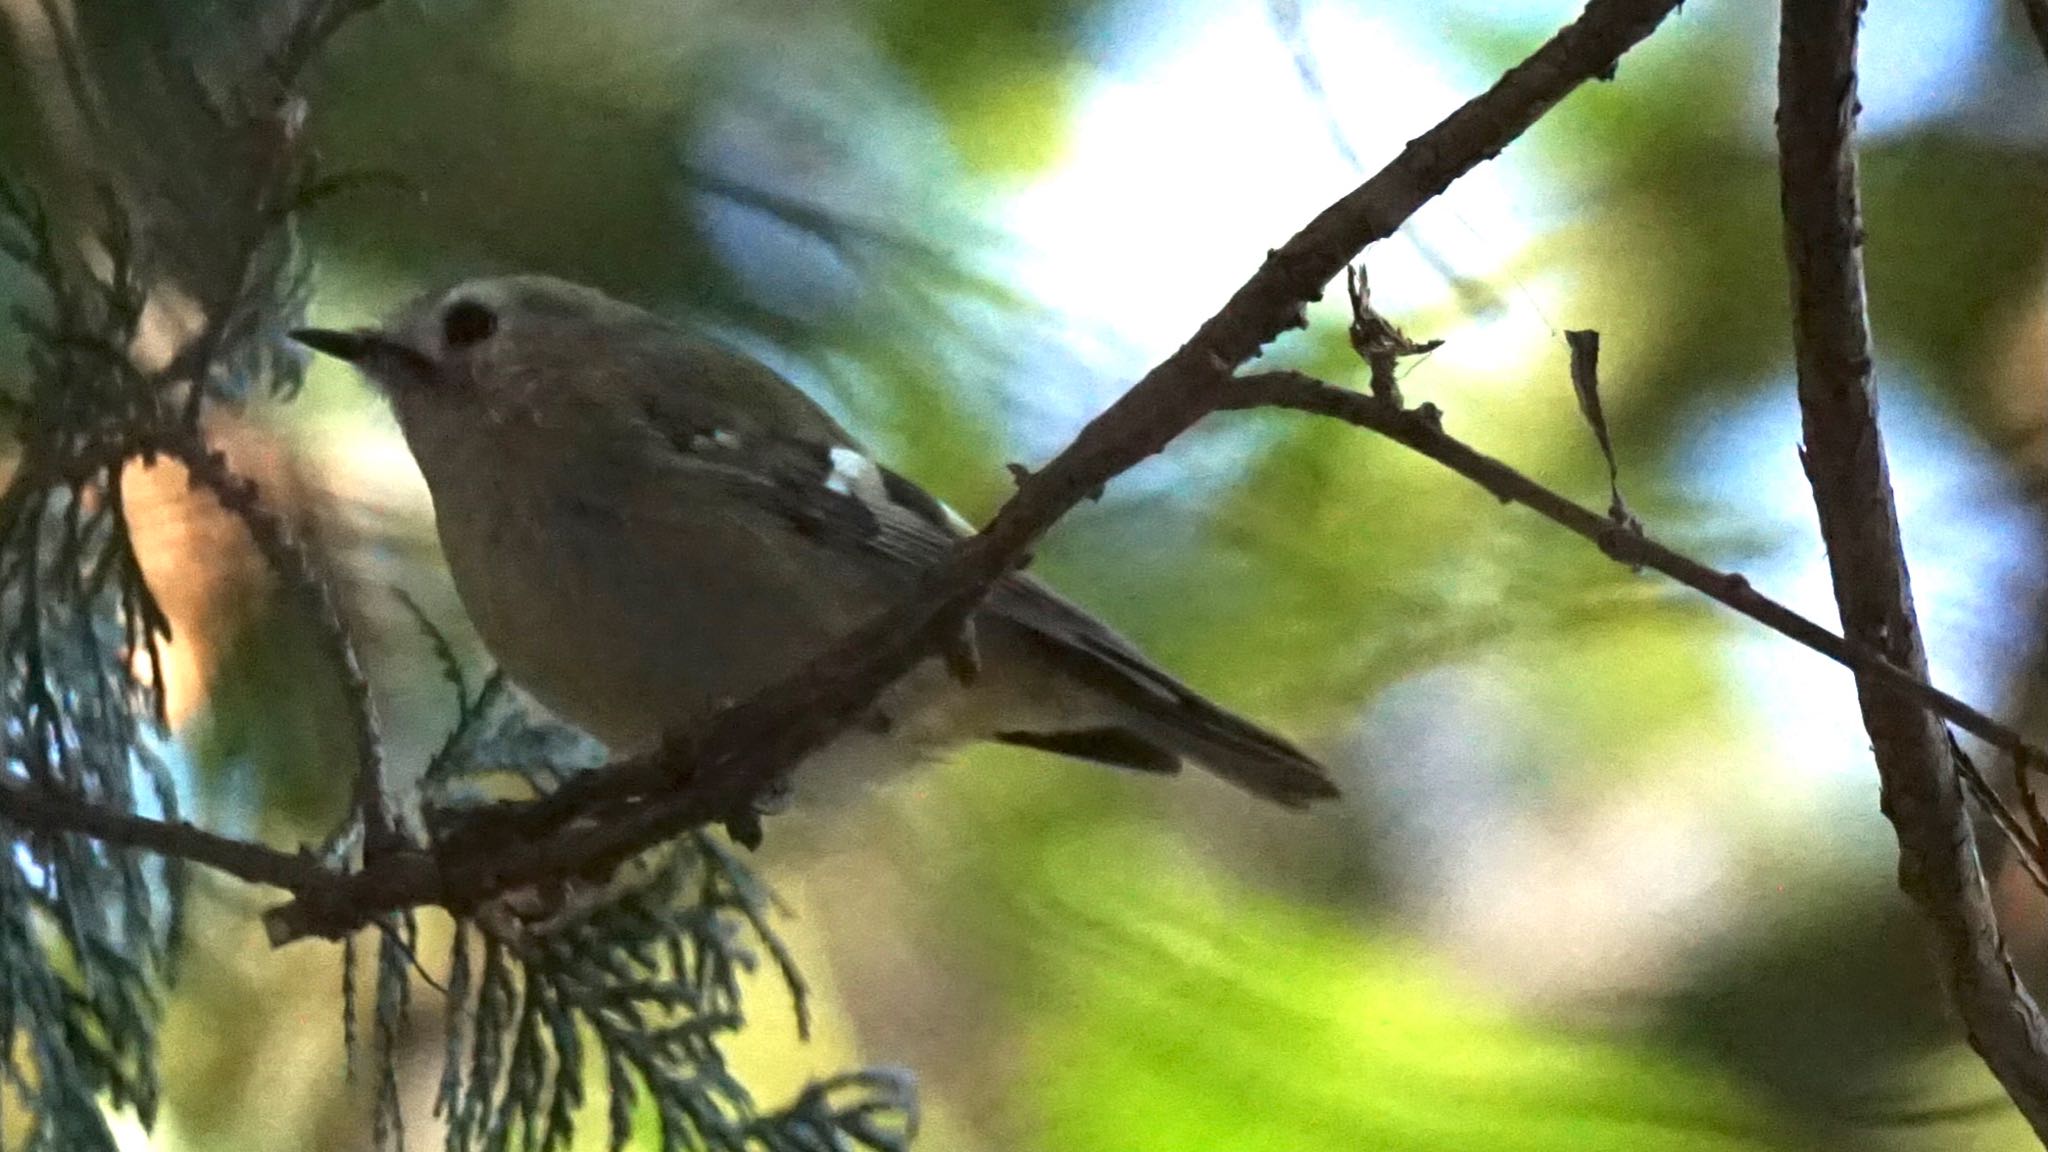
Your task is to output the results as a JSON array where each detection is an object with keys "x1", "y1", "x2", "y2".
[{"x1": 424, "y1": 456, "x2": 922, "y2": 755}]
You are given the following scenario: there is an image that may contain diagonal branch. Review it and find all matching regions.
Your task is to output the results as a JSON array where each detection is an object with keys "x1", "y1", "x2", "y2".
[
  {"x1": 1229, "y1": 372, "x2": 2048, "y2": 766},
  {"x1": 0, "y1": 778, "x2": 324, "y2": 891},
  {"x1": 1779, "y1": 0, "x2": 2048, "y2": 1136},
  {"x1": 260, "y1": 0, "x2": 1694, "y2": 943}
]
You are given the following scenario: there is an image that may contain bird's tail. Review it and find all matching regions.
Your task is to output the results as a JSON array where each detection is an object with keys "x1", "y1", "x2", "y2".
[
  {"x1": 1014, "y1": 637, "x2": 1340, "y2": 806},
  {"x1": 1113, "y1": 683, "x2": 1339, "y2": 807},
  {"x1": 992, "y1": 574, "x2": 1339, "y2": 807}
]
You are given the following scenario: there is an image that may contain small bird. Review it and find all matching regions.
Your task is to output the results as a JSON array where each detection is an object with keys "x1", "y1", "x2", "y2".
[{"x1": 293, "y1": 275, "x2": 1337, "y2": 820}]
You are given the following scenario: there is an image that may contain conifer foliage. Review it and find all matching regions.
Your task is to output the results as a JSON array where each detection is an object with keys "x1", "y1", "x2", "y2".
[{"x1": 0, "y1": 3, "x2": 914, "y2": 1148}]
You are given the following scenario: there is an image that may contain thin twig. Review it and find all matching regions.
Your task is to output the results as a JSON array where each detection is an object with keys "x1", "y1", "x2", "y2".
[
  {"x1": 0, "y1": 778, "x2": 324, "y2": 891},
  {"x1": 260, "y1": 0, "x2": 1692, "y2": 944},
  {"x1": 164, "y1": 432, "x2": 397, "y2": 853},
  {"x1": 1779, "y1": 0, "x2": 2048, "y2": 1136},
  {"x1": 1953, "y1": 737, "x2": 2048, "y2": 896},
  {"x1": 1228, "y1": 371, "x2": 2048, "y2": 767}
]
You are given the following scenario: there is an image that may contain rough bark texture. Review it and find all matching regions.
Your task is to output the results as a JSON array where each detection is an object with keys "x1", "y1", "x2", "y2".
[{"x1": 1778, "y1": 0, "x2": 2048, "y2": 1135}]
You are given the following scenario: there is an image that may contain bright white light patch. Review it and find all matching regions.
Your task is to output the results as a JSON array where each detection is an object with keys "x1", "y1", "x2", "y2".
[
  {"x1": 1680, "y1": 381, "x2": 2046, "y2": 803},
  {"x1": 1002, "y1": 0, "x2": 1540, "y2": 401}
]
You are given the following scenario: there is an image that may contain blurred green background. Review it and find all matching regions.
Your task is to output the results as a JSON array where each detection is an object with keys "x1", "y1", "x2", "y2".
[{"x1": 7, "y1": 0, "x2": 2048, "y2": 1148}]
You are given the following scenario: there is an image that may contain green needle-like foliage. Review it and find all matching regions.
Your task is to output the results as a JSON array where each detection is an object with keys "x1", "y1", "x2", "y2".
[
  {"x1": 405, "y1": 656, "x2": 918, "y2": 1152},
  {"x1": 0, "y1": 178, "x2": 183, "y2": 1152},
  {"x1": 0, "y1": 3, "x2": 918, "y2": 1134}
]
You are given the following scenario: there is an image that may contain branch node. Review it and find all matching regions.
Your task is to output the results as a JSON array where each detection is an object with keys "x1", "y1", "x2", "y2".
[
  {"x1": 1345, "y1": 264, "x2": 1440, "y2": 408},
  {"x1": 1594, "y1": 519, "x2": 1646, "y2": 573}
]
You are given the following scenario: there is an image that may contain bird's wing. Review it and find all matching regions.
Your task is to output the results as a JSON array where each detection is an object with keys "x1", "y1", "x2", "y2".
[{"x1": 633, "y1": 411, "x2": 1336, "y2": 806}]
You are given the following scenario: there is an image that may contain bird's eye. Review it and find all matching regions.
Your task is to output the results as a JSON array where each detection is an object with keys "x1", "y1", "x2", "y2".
[{"x1": 442, "y1": 299, "x2": 498, "y2": 349}]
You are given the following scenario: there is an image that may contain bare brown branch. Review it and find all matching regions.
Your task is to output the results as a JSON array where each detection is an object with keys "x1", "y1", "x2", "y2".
[
  {"x1": 1779, "y1": 0, "x2": 2048, "y2": 1134},
  {"x1": 0, "y1": 778, "x2": 323, "y2": 891},
  {"x1": 1230, "y1": 371, "x2": 2048, "y2": 766},
  {"x1": 260, "y1": 0, "x2": 1694, "y2": 943}
]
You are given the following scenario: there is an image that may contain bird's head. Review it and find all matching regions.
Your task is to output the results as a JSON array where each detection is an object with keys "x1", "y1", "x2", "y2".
[{"x1": 292, "y1": 275, "x2": 677, "y2": 434}]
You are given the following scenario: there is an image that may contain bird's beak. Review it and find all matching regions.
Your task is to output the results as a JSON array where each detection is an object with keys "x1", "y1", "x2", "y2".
[
  {"x1": 289, "y1": 326, "x2": 375, "y2": 362},
  {"x1": 290, "y1": 327, "x2": 436, "y2": 380}
]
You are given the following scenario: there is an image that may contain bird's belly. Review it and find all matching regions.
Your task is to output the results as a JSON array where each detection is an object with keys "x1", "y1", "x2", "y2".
[{"x1": 434, "y1": 480, "x2": 984, "y2": 796}]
